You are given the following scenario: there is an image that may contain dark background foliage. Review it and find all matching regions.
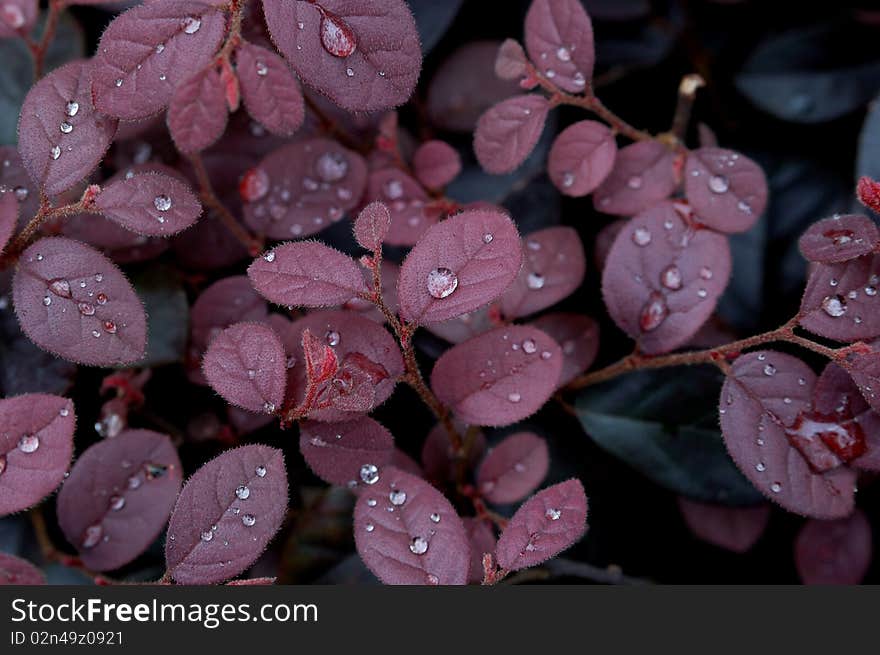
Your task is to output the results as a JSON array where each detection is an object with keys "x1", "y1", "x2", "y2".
[{"x1": 4, "y1": 0, "x2": 880, "y2": 583}]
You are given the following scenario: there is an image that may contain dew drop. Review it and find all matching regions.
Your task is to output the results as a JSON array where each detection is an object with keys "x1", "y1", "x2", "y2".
[
  {"x1": 182, "y1": 16, "x2": 201, "y2": 34},
  {"x1": 770, "y1": 482, "x2": 782, "y2": 493},
  {"x1": 18, "y1": 434, "x2": 39, "y2": 453},
  {"x1": 50, "y1": 146, "x2": 61, "y2": 160},
  {"x1": 13, "y1": 186, "x2": 28, "y2": 201},
  {"x1": 316, "y1": 151, "x2": 349, "y2": 182},
  {"x1": 821, "y1": 295, "x2": 847, "y2": 318},
  {"x1": 319, "y1": 10, "x2": 357, "y2": 57},
  {"x1": 427, "y1": 267, "x2": 458, "y2": 299},
  {"x1": 200, "y1": 529, "x2": 214, "y2": 542},
  {"x1": 155, "y1": 43, "x2": 165, "y2": 54},
  {"x1": 255, "y1": 61, "x2": 268, "y2": 76},
  {"x1": 360, "y1": 463, "x2": 379, "y2": 485},
  {"x1": 527, "y1": 272, "x2": 545, "y2": 290},
  {"x1": 699, "y1": 267, "x2": 713, "y2": 280},
  {"x1": 627, "y1": 176, "x2": 643, "y2": 190},
  {"x1": 409, "y1": 536, "x2": 429, "y2": 555},
  {"x1": 389, "y1": 489, "x2": 407, "y2": 506},
  {"x1": 103, "y1": 320, "x2": 117, "y2": 334},
  {"x1": 255, "y1": 465, "x2": 267, "y2": 477},
  {"x1": 109, "y1": 495, "x2": 125, "y2": 511},
  {"x1": 660, "y1": 265, "x2": 682, "y2": 290},
  {"x1": 262, "y1": 251, "x2": 275, "y2": 263},
  {"x1": 708, "y1": 175, "x2": 729, "y2": 193},
  {"x1": 522, "y1": 339, "x2": 537, "y2": 354},
  {"x1": 508, "y1": 392, "x2": 521, "y2": 403},
  {"x1": 545, "y1": 507, "x2": 561, "y2": 521},
  {"x1": 639, "y1": 293, "x2": 668, "y2": 332},
  {"x1": 756, "y1": 462, "x2": 766, "y2": 472},
  {"x1": 82, "y1": 524, "x2": 103, "y2": 549},
  {"x1": 763, "y1": 364, "x2": 776, "y2": 376},
  {"x1": 59, "y1": 121, "x2": 73, "y2": 134},
  {"x1": 154, "y1": 194, "x2": 172, "y2": 212},
  {"x1": 366, "y1": 498, "x2": 377, "y2": 507},
  {"x1": 48, "y1": 278, "x2": 71, "y2": 298},
  {"x1": 241, "y1": 514, "x2": 256, "y2": 527},
  {"x1": 482, "y1": 233, "x2": 494, "y2": 244},
  {"x1": 556, "y1": 46, "x2": 571, "y2": 62},
  {"x1": 365, "y1": 523, "x2": 374, "y2": 532},
  {"x1": 384, "y1": 179, "x2": 404, "y2": 200},
  {"x1": 235, "y1": 485, "x2": 250, "y2": 500},
  {"x1": 114, "y1": 78, "x2": 123, "y2": 88},
  {"x1": 42, "y1": 296, "x2": 51, "y2": 306},
  {"x1": 430, "y1": 512, "x2": 441, "y2": 523},
  {"x1": 632, "y1": 227, "x2": 651, "y2": 246},
  {"x1": 78, "y1": 302, "x2": 95, "y2": 316}
]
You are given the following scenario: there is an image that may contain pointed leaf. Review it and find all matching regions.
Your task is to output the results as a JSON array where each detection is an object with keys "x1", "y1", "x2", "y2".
[
  {"x1": 190, "y1": 275, "x2": 268, "y2": 352},
  {"x1": 799, "y1": 214, "x2": 880, "y2": 264},
  {"x1": 166, "y1": 66, "x2": 228, "y2": 153},
  {"x1": 495, "y1": 479, "x2": 588, "y2": 571},
  {"x1": 0, "y1": 393, "x2": 74, "y2": 516},
  {"x1": 524, "y1": 0, "x2": 594, "y2": 93},
  {"x1": 474, "y1": 95, "x2": 550, "y2": 174},
  {"x1": 548, "y1": 120, "x2": 616, "y2": 197},
  {"x1": 495, "y1": 39, "x2": 527, "y2": 81},
  {"x1": 397, "y1": 208, "x2": 522, "y2": 324},
  {"x1": 0, "y1": 552, "x2": 45, "y2": 585},
  {"x1": 529, "y1": 313, "x2": 599, "y2": 387},
  {"x1": 677, "y1": 498, "x2": 770, "y2": 553},
  {"x1": 56, "y1": 429, "x2": 182, "y2": 571},
  {"x1": 236, "y1": 42, "x2": 304, "y2": 137},
  {"x1": 165, "y1": 444, "x2": 288, "y2": 584},
  {"x1": 413, "y1": 140, "x2": 461, "y2": 190},
  {"x1": 299, "y1": 417, "x2": 395, "y2": 487},
  {"x1": 799, "y1": 254, "x2": 880, "y2": 341},
  {"x1": 95, "y1": 173, "x2": 202, "y2": 236},
  {"x1": 477, "y1": 432, "x2": 549, "y2": 504},
  {"x1": 13, "y1": 237, "x2": 147, "y2": 366},
  {"x1": 353, "y1": 201, "x2": 391, "y2": 251},
  {"x1": 795, "y1": 510, "x2": 872, "y2": 584},
  {"x1": 353, "y1": 466, "x2": 469, "y2": 585},
  {"x1": 593, "y1": 141, "x2": 677, "y2": 216},
  {"x1": 431, "y1": 325, "x2": 563, "y2": 427}
]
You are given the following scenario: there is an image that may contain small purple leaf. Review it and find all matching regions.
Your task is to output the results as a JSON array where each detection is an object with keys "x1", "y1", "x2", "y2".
[
  {"x1": 236, "y1": 42, "x2": 305, "y2": 137},
  {"x1": 363, "y1": 169, "x2": 435, "y2": 246},
  {"x1": 524, "y1": 0, "x2": 594, "y2": 93},
  {"x1": 431, "y1": 325, "x2": 563, "y2": 427},
  {"x1": 0, "y1": 190, "x2": 16, "y2": 255},
  {"x1": 799, "y1": 255, "x2": 880, "y2": 341},
  {"x1": 17, "y1": 60, "x2": 118, "y2": 197},
  {"x1": 248, "y1": 241, "x2": 368, "y2": 308},
  {"x1": 13, "y1": 237, "x2": 147, "y2": 366},
  {"x1": 474, "y1": 95, "x2": 550, "y2": 174},
  {"x1": 547, "y1": 120, "x2": 616, "y2": 197},
  {"x1": 92, "y1": 1, "x2": 226, "y2": 120},
  {"x1": 495, "y1": 478, "x2": 588, "y2": 571},
  {"x1": 56, "y1": 429, "x2": 182, "y2": 571},
  {"x1": 354, "y1": 466, "x2": 469, "y2": 585},
  {"x1": 202, "y1": 321, "x2": 286, "y2": 414},
  {"x1": 397, "y1": 208, "x2": 522, "y2": 324},
  {"x1": 95, "y1": 173, "x2": 202, "y2": 236},
  {"x1": 799, "y1": 214, "x2": 880, "y2": 264},
  {"x1": 299, "y1": 417, "x2": 395, "y2": 487},
  {"x1": 500, "y1": 226, "x2": 586, "y2": 319},
  {"x1": 593, "y1": 141, "x2": 677, "y2": 216},
  {"x1": 412, "y1": 140, "x2": 461, "y2": 190},
  {"x1": 190, "y1": 276, "x2": 268, "y2": 352},
  {"x1": 0, "y1": 394, "x2": 74, "y2": 516},
  {"x1": 0, "y1": 553, "x2": 45, "y2": 585},
  {"x1": 495, "y1": 39, "x2": 527, "y2": 81},
  {"x1": 529, "y1": 313, "x2": 600, "y2": 387},
  {"x1": 353, "y1": 201, "x2": 391, "y2": 252},
  {"x1": 166, "y1": 66, "x2": 228, "y2": 154},
  {"x1": 684, "y1": 147, "x2": 767, "y2": 234},
  {"x1": 477, "y1": 432, "x2": 549, "y2": 504},
  {"x1": 795, "y1": 509, "x2": 872, "y2": 584},
  {"x1": 165, "y1": 444, "x2": 288, "y2": 585},
  {"x1": 843, "y1": 350, "x2": 880, "y2": 416},
  {"x1": 677, "y1": 498, "x2": 770, "y2": 553}
]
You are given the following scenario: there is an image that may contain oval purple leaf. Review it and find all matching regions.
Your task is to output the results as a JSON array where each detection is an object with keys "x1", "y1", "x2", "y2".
[
  {"x1": 495, "y1": 478, "x2": 588, "y2": 571},
  {"x1": 500, "y1": 226, "x2": 586, "y2": 319},
  {"x1": 421, "y1": 420, "x2": 486, "y2": 485},
  {"x1": 299, "y1": 416, "x2": 395, "y2": 487},
  {"x1": 262, "y1": 0, "x2": 422, "y2": 112},
  {"x1": 548, "y1": 120, "x2": 616, "y2": 197},
  {"x1": 13, "y1": 237, "x2": 147, "y2": 366},
  {"x1": 363, "y1": 168, "x2": 436, "y2": 246},
  {"x1": 684, "y1": 147, "x2": 767, "y2": 234},
  {"x1": 529, "y1": 313, "x2": 599, "y2": 387},
  {"x1": 248, "y1": 241, "x2": 368, "y2": 308},
  {"x1": 677, "y1": 498, "x2": 770, "y2": 553},
  {"x1": 477, "y1": 432, "x2": 549, "y2": 504},
  {"x1": 495, "y1": 39, "x2": 527, "y2": 81},
  {"x1": 17, "y1": 60, "x2": 118, "y2": 197},
  {"x1": 92, "y1": 1, "x2": 226, "y2": 120},
  {"x1": 0, "y1": 394, "x2": 74, "y2": 516},
  {"x1": 413, "y1": 140, "x2": 461, "y2": 190},
  {"x1": 0, "y1": 146, "x2": 38, "y2": 223},
  {"x1": 95, "y1": 173, "x2": 202, "y2": 236},
  {"x1": 799, "y1": 214, "x2": 880, "y2": 264},
  {"x1": 430, "y1": 325, "x2": 563, "y2": 427},
  {"x1": 56, "y1": 429, "x2": 182, "y2": 571},
  {"x1": 353, "y1": 466, "x2": 469, "y2": 585},
  {"x1": 474, "y1": 95, "x2": 550, "y2": 174},
  {"x1": 236, "y1": 42, "x2": 305, "y2": 137},
  {"x1": 353, "y1": 201, "x2": 391, "y2": 252},
  {"x1": 524, "y1": 0, "x2": 594, "y2": 93},
  {"x1": 191, "y1": 276, "x2": 268, "y2": 352},
  {"x1": 799, "y1": 255, "x2": 880, "y2": 341},
  {"x1": 167, "y1": 66, "x2": 228, "y2": 154},
  {"x1": 720, "y1": 351, "x2": 856, "y2": 518},
  {"x1": 794, "y1": 510, "x2": 872, "y2": 585},
  {"x1": 242, "y1": 138, "x2": 367, "y2": 239},
  {"x1": 165, "y1": 444, "x2": 288, "y2": 585},
  {"x1": 0, "y1": 553, "x2": 45, "y2": 585},
  {"x1": 593, "y1": 141, "x2": 677, "y2": 216},
  {"x1": 202, "y1": 321, "x2": 286, "y2": 414},
  {"x1": 397, "y1": 208, "x2": 522, "y2": 324},
  {"x1": 602, "y1": 202, "x2": 731, "y2": 354}
]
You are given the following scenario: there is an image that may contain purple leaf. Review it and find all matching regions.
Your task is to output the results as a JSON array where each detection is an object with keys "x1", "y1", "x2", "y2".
[
  {"x1": 474, "y1": 95, "x2": 550, "y2": 174},
  {"x1": 684, "y1": 147, "x2": 767, "y2": 234},
  {"x1": 363, "y1": 168, "x2": 436, "y2": 246},
  {"x1": 495, "y1": 479, "x2": 588, "y2": 571},
  {"x1": 284, "y1": 310, "x2": 404, "y2": 422},
  {"x1": 0, "y1": 0, "x2": 36, "y2": 39},
  {"x1": 720, "y1": 351, "x2": 856, "y2": 518},
  {"x1": 495, "y1": 39, "x2": 527, "y2": 81},
  {"x1": 56, "y1": 429, "x2": 182, "y2": 571},
  {"x1": 430, "y1": 325, "x2": 563, "y2": 427},
  {"x1": 248, "y1": 241, "x2": 368, "y2": 308},
  {"x1": 353, "y1": 201, "x2": 391, "y2": 252},
  {"x1": 353, "y1": 466, "x2": 469, "y2": 585},
  {"x1": 795, "y1": 510, "x2": 872, "y2": 584},
  {"x1": 524, "y1": 0, "x2": 594, "y2": 93},
  {"x1": 0, "y1": 394, "x2": 74, "y2": 516},
  {"x1": 202, "y1": 321, "x2": 286, "y2": 414},
  {"x1": 477, "y1": 432, "x2": 549, "y2": 504},
  {"x1": 166, "y1": 66, "x2": 228, "y2": 154},
  {"x1": 0, "y1": 190, "x2": 16, "y2": 255},
  {"x1": 602, "y1": 202, "x2": 731, "y2": 354},
  {"x1": 677, "y1": 498, "x2": 770, "y2": 553},
  {"x1": 799, "y1": 214, "x2": 880, "y2": 264},
  {"x1": 190, "y1": 275, "x2": 268, "y2": 352},
  {"x1": 242, "y1": 138, "x2": 367, "y2": 239},
  {"x1": 463, "y1": 517, "x2": 496, "y2": 583},
  {"x1": 843, "y1": 350, "x2": 880, "y2": 414},
  {"x1": 548, "y1": 120, "x2": 616, "y2": 197},
  {"x1": 92, "y1": 1, "x2": 226, "y2": 120},
  {"x1": 425, "y1": 305, "x2": 493, "y2": 345},
  {"x1": 594, "y1": 219, "x2": 626, "y2": 270},
  {"x1": 17, "y1": 60, "x2": 118, "y2": 197},
  {"x1": 529, "y1": 313, "x2": 600, "y2": 387},
  {"x1": 500, "y1": 226, "x2": 586, "y2": 319},
  {"x1": 0, "y1": 553, "x2": 45, "y2": 585},
  {"x1": 412, "y1": 140, "x2": 461, "y2": 190},
  {"x1": 236, "y1": 42, "x2": 305, "y2": 137},
  {"x1": 262, "y1": 0, "x2": 422, "y2": 112},
  {"x1": 299, "y1": 416, "x2": 395, "y2": 486},
  {"x1": 95, "y1": 173, "x2": 202, "y2": 236},
  {"x1": 165, "y1": 444, "x2": 288, "y2": 584},
  {"x1": 421, "y1": 420, "x2": 486, "y2": 484},
  {"x1": 593, "y1": 141, "x2": 677, "y2": 216},
  {"x1": 397, "y1": 208, "x2": 522, "y2": 324},
  {"x1": 12, "y1": 237, "x2": 147, "y2": 366},
  {"x1": 799, "y1": 255, "x2": 880, "y2": 341}
]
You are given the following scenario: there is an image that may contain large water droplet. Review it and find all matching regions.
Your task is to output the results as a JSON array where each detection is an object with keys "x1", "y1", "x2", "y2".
[
  {"x1": 409, "y1": 536, "x2": 429, "y2": 555},
  {"x1": 632, "y1": 227, "x2": 651, "y2": 246},
  {"x1": 427, "y1": 267, "x2": 458, "y2": 299},
  {"x1": 48, "y1": 278, "x2": 71, "y2": 298},
  {"x1": 59, "y1": 121, "x2": 73, "y2": 134},
  {"x1": 255, "y1": 465, "x2": 267, "y2": 477},
  {"x1": 763, "y1": 364, "x2": 776, "y2": 377},
  {"x1": 640, "y1": 293, "x2": 668, "y2": 332},
  {"x1": 821, "y1": 295, "x2": 847, "y2": 317},
  {"x1": 241, "y1": 514, "x2": 256, "y2": 527},
  {"x1": 154, "y1": 194, "x2": 172, "y2": 212},
  {"x1": 319, "y1": 10, "x2": 357, "y2": 57},
  {"x1": 200, "y1": 529, "x2": 214, "y2": 542},
  {"x1": 660, "y1": 265, "x2": 682, "y2": 290},
  {"x1": 389, "y1": 489, "x2": 407, "y2": 506},
  {"x1": 522, "y1": 339, "x2": 537, "y2": 354},
  {"x1": 18, "y1": 434, "x2": 39, "y2": 453},
  {"x1": 315, "y1": 152, "x2": 349, "y2": 182},
  {"x1": 182, "y1": 16, "x2": 201, "y2": 34},
  {"x1": 325, "y1": 330, "x2": 340, "y2": 346},
  {"x1": 527, "y1": 272, "x2": 545, "y2": 290},
  {"x1": 360, "y1": 463, "x2": 379, "y2": 485},
  {"x1": 708, "y1": 175, "x2": 729, "y2": 193},
  {"x1": 235, "y1": 485, "x2": 250, "y2": 500},
  {"x1": 545, "y1": 507, "x2": 561, "y2": 521}
]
